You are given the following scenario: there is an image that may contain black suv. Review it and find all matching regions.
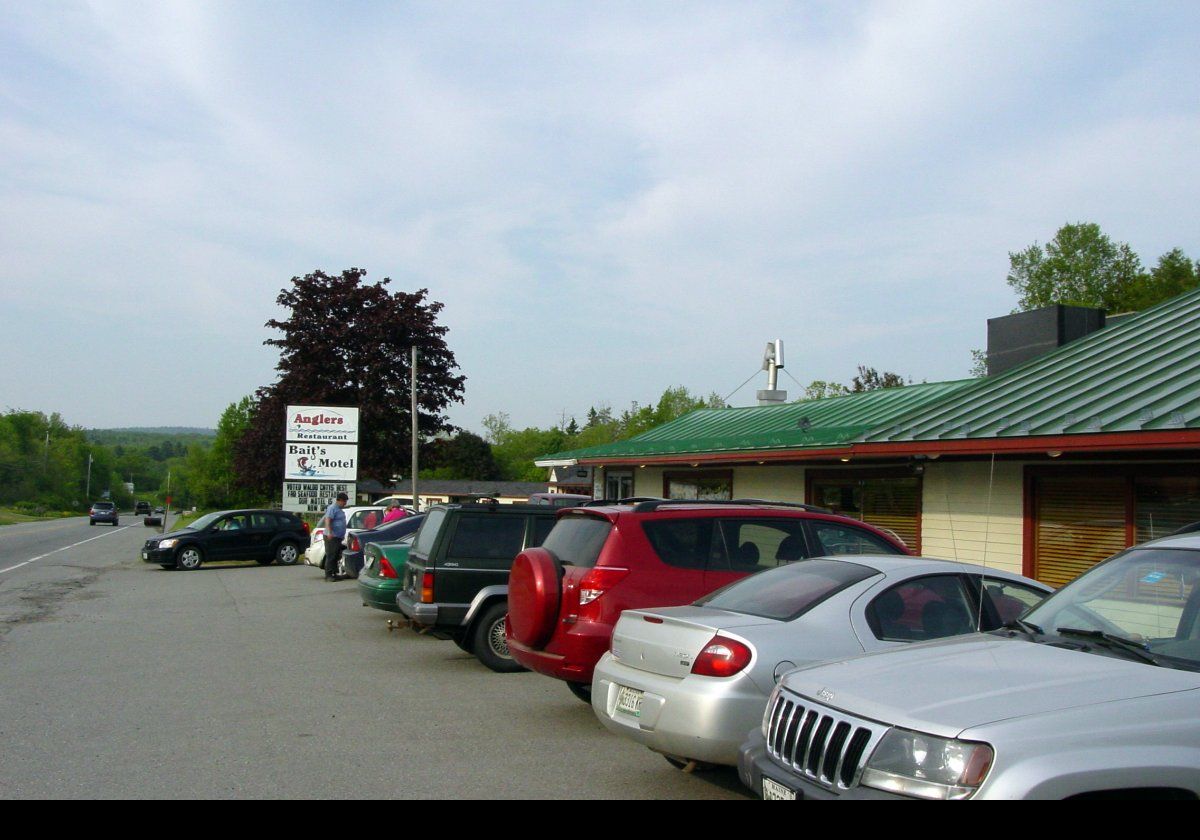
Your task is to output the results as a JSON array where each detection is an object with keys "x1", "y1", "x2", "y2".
[
  {"x1": 396, "y1": 502, "x2": 559, "y2": 672},
  {"x1": 135, "y1": 501, "x2": 151, "y2": 516},
  {"x1": 141, "y1": 509, "x2": 310, "y2": 570}
]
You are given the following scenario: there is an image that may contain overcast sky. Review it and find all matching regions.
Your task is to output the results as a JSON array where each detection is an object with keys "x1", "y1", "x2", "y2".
[{"x1": 2, "y1": 1, "x2": 1197, "y2": 435}]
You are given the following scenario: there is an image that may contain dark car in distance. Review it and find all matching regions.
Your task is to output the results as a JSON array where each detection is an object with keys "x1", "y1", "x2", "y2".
[
  {"x1": 141, "y1": 509, "x2": 310, "y2": 570},
  {"x1": 135, "y1": 501, "x2": 151, "y2": 516}
]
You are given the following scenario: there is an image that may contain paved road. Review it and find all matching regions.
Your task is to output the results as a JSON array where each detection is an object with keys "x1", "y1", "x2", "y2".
[{"x1": 0, "y1": 518, "x2": 750, "y2": 799}]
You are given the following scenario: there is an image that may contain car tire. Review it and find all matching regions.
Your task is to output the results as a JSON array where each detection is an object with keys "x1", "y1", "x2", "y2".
[
  {"x1": 274, "y1": 542, "x2": 300, "y2": 566},
  {"x1": 472, "y1": 603, "x2": 526, "y2": 673},
  {"x1": 176, "y1": 546, "x2": 203, "y2": 571},
  {"x1": 89, "y1": 520, "x2": 95, "y2": 526},
  {"x1": 566, "y1": 681, "x2": 592, "y2": 704}
]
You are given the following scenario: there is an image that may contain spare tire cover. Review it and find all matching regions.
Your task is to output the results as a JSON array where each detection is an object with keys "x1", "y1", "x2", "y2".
[{"x1": 508, "y1": 548, "x2": 561, "y2": 649}]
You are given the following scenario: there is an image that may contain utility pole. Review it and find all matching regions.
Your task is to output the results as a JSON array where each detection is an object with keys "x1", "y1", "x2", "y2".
[
  {"x1": 411, "y1": 346, "x2": 419, "y2": 513},
  {"x1": 84, "y1": 453, "x2": 93, "y2": 500},
  {"x1": 160, "y1": 470, "x2": 171, "y2": 534}
]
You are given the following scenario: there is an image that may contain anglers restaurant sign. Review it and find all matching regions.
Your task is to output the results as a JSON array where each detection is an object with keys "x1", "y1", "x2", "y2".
[
  {"x1": 283, "y1": 405, "x2": 359, "y2": 513},
  {"x1": 287, "y1": 406, "x2": 360, "y2": 442}
]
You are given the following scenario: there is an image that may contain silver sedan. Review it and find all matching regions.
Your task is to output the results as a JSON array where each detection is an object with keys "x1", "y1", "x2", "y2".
[{"x1": 591, "y1": 555, "x2": 1052, "y2": 767}]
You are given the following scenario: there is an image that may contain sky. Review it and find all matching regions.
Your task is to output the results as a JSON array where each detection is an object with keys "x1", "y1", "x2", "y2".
[{"x1": 2, "y1": 1, "x2": 1198, "y2": 436}]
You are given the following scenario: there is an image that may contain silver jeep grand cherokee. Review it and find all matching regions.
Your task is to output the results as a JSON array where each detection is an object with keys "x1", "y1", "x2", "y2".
[{"x1": 740, "y1": 532, "x2": 1200, "y2": 800}]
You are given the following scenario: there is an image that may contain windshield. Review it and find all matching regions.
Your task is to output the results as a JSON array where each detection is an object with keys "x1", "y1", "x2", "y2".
[
  {"x1": 188, "y1": 512, "x2": 224, "y2": 531},
  {"x1": 1025, "y1": 544, "x2": 1200, "y2": 670}
]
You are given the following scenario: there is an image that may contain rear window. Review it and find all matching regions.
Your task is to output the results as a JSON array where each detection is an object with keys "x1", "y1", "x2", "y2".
[
  {"x1": 413, "y1": 508, "x2": 448, "y2": 557},
  {"x1": 542, "y1": 516, "x2": 612, "y2": 569},
  {"x1": 696, "y1": 559, "x2": 878, "y2": 621},
  {"x1": 93, "y1": 502, "x2": 114, "y2": 510}
]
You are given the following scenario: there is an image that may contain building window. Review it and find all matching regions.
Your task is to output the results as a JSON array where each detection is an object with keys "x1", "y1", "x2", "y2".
[
  {"x1": 807, "y1": 470, "x2": 922, "y2": 553},
  {"x1": 663, "y1": 470, "x2": 733, "y2": 501},
  {"x1": 1028, "y1": 466, "x2": 1200, "y2": 587},
  {"x1": 605, "y1": 470, "x2": 634, "y2": 501}
]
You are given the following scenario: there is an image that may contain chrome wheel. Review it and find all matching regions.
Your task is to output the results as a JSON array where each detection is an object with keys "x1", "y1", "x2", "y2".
[
  {"x1": 275, "y1": 542, "x2": 299, "y2": 565},
  {"x1": 177, "y1": 546, "x2": 202, "y2": 570}
]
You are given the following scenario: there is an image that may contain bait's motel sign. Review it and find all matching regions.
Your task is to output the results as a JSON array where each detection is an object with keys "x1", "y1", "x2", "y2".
[{"x1": 283, "y1": 405, "x2": 359, "y2": 513}]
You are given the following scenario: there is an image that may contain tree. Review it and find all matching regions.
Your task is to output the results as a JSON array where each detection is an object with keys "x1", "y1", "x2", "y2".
[
  {"x1": 1007, "y1": 223, "x2": 1145, "y2": 312},
  {"x1": 235, "y1": 269, "x2": 465, "y2": 496},
  {"x1": 803, "y1": 380, "x2": 851, "y2": 400},
  {"x1": 423, "y1": 432, "x2": 502, "y2": 481},
  {"x1": 851, "y1": 366, "x2": 908, "y2": 392},
  {"x1": 1126, "y1": 248, "x2": 1200, "y2": 311}
]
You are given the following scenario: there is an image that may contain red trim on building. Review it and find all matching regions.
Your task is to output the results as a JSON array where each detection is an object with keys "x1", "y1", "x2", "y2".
[{"x1": 576, "y1": 430, "x2": 1200, "y2": 468}]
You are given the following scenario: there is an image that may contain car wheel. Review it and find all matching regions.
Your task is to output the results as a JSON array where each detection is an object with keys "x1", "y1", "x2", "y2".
[
  {"x1": 89, "y1": 520, "x2": 95, "y2": 526},
  {"x1": 176, "y1": 546, "x2": 203, "y2": 571},
  {"x1": 472, "y1": 603, "x2": 526, "y2": 673},
  {"x1": 566, "y1": 681, "x2": 592, "y2": 704},
  {"x1": 274, "y1": 541, "x2": 300, "y2": 566}
]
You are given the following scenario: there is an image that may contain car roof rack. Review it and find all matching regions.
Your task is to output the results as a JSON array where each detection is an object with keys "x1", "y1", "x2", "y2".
[{"x1": 631, "y1": 498, "x2": 833, "y2": 514}]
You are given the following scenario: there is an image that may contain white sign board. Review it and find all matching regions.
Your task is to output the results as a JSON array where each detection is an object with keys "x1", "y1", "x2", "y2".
[
  {"x1": 284, "y1": 442, "x2": 359, "y2": 481},
  {"x1": 283, "y1": 482, "x2": 357, "y2": 513},
  {"x1": 286, "y1": 405, "x2": 360, "y2": 443}
]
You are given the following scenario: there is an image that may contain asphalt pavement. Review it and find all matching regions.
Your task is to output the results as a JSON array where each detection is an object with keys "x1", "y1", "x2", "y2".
[{"x1": 0, "y1": 516, "x2": 750, "y2": 799}]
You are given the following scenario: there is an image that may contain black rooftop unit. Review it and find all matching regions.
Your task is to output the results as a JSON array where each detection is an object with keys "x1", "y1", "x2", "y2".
[{"x1": 986, "y1": 304, "x2": 1106, "y2": 377}]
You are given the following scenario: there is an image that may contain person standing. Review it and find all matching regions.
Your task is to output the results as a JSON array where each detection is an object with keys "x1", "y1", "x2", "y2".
[
  {"x1": 381, "y1": 499, "x2": 407, "y2": 524},
  {"x1": 322, "y1": 491, "x2": 349, "y2": 581}
]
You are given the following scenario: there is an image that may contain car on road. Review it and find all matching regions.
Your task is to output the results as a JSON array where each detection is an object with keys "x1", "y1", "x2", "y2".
[
  {"x1": 739, "y1": 532, "x2": 1200, "y2": 800},
  {"x1": 507, "y1": 499, "x2": 912, "y2": 703},
  {"x1": 141, "y1": 509, "x2": 310, "y2": 570},
  {"x1": 592, "y1": 555, "x2": 1050, "y2": 768},
  {"x1": 135, "y1": 501, "x2": 151, "y2": 516},
  {"x1": 89, "y1": 501, "x2": 119, "y2": 526}
]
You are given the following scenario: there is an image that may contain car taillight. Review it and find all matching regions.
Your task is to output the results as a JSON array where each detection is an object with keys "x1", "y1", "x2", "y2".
[
  {"x1": 577, "y1": 567, "x2": 628, "y2": 619},
  {"x1": 379, "y1": 558, "x2": 398, "y2": 580},
  {"x1": 690, "y1": 635, "x2": 753, "y2": 678},
  {"x1": 349, "y1": 535, "x2": 361, "y2": 552},
  {"x1": 302, "y1": 521, "x2": 311, "y2": 535},
  {"x1": 421, "y1": 571, "x2": 434, "y2": 603}
]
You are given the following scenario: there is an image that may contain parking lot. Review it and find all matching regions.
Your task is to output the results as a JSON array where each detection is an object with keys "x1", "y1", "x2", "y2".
[{"x1": 0, "y1": 518, "x2": 748, "y2": 799}]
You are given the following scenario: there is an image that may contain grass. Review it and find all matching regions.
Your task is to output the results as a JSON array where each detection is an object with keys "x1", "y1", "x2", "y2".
[{"x1": 0, "y1": 508, "x2": 79, "y2": 527}]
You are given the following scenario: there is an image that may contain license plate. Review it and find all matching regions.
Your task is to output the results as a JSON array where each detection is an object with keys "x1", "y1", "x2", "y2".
[
  {"x1": 141, "y1": 551, "x2": 148, "y2": 560},
  {"x1": 615, "y1": 685, "x2": 644, "y2": 717},
  {"x1": 762, "y1": 777, "x2": 797, "y2": 800}
]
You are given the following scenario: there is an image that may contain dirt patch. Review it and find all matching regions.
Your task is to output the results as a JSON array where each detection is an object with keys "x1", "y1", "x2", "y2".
[{"x1": 0, "y1": 568, "x2": 105, "y2": 638}]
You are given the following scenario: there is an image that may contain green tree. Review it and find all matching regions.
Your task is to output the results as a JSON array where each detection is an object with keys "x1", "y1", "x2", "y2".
[
  {"x1": 423, "y1": 431, "x2": 502, "y2": 481},
  {"x1": 1126, "y1": 248, "x2": 1200, "y2": 311},
  {"x1": 235, "y1": 269, "x2": 465, "y2": 496},
  {"x1": 1007, "y1": 223, "x2": 1145, "y2": 312}
]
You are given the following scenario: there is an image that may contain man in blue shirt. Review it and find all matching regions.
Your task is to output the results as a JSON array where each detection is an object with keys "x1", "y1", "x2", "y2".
[{"x1": 322, "y1": 491, "x2": 349, "y2": 581}]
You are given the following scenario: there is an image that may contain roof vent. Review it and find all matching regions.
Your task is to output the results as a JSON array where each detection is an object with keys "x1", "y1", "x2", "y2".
[{"x1": 756, "y1": 340, "x2": 788, "y2": 405}]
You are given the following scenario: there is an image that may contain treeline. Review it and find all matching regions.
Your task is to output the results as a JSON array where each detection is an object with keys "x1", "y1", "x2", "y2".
[
  {"x1": 0, "y1": 411, "x2": 195, "y2": 513},
  {"x1": 420, "y1": 386, "x2": 727, "y2": 483}
]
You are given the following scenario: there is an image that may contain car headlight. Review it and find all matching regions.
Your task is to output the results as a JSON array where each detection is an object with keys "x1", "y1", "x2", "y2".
[
  {"x1": 159, "y1": 539, "x2": 178, "y2": 549},
  {"x1": 860, "y1": 728, "x2": 993, "y2": 800}
]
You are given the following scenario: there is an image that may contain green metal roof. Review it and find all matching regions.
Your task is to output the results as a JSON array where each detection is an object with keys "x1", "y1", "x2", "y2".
[
  {"x1": 862, "y1": 288, "x2": 1200, "y2": 442},
  {"x1": 537, "y1": 380, "x2": 974, "y2": 463}
]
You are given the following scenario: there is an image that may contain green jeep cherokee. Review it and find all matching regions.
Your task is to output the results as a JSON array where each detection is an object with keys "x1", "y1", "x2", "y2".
[{"x1": 396, "y1": 502, "x2": 559, "y2": 672}]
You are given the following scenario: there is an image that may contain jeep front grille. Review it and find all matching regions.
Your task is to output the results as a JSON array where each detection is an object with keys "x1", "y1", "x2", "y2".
[{"x1": 765, "y1": 689, "x2": 888, "y2": 791}]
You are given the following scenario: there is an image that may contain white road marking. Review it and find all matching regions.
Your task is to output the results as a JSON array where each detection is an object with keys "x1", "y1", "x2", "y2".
[{"x1": 0, "y1": 524, "x2": 137, "y2": 575}]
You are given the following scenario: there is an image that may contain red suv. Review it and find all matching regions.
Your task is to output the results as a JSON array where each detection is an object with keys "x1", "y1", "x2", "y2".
[{"x1": 505, "y1": 499, "x2": 911, "y2": 701}]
